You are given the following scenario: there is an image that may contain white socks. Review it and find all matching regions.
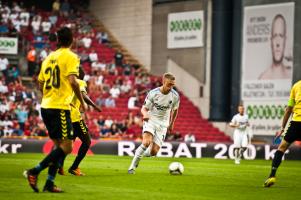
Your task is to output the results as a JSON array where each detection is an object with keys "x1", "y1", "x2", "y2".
[{"x1": 128, "y1": 144, "x2": 146, "y2": 170}]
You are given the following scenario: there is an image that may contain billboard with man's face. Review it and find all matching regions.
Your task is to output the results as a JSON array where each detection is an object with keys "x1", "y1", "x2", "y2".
[{"x1": 241, "y1": 3, "x2": 294, "y2": 135}]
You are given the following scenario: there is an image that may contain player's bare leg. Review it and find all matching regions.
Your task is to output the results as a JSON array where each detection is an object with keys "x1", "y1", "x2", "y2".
[
  {"x1": 264, "y1": 139, "x2": 290, "y2": 187},
  {"x1": 150, "y1": 143, "x2": 160, "y2": 156},
  {"x1": 128, "y1": 132, "x2": 153, "y2": 174}
]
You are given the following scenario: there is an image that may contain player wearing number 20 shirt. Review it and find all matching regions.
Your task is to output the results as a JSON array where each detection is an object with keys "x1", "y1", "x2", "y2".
[
  {"x1": 24, "y1": 27, "x2": 86, "y2": 193},
  {"x1": 38, "y1": 47, "x2": 80, "y2": 140}
]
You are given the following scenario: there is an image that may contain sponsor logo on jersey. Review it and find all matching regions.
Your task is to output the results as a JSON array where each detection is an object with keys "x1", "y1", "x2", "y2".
[{"x1": 154, "y1": 102, "x2": 171, "y2": 111}]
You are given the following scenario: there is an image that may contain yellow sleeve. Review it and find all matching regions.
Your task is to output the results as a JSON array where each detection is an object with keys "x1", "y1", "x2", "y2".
[
  {"x1": 288, "y1": 85, "x2": 295, "y2": 107},
  {"x1": 66, "y1": 53, "x2": 80, "y2": 77},
  {"x1": 78, "y1": 80, "x2": 87, "y2": 94}
]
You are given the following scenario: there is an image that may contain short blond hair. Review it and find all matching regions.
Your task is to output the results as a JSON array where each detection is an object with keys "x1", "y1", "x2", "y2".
[{"x1": 163, "y1": 72, "x2": 175, "y2": 80}]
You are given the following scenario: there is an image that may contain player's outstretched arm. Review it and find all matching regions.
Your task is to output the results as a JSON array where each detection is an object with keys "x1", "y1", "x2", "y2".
[
  {"x1": 276, "y1": 106, "x2": 293, "y2": 138},
  {"x1": 82, "y1": 92, "x2": 102, "y2": 112},
  {"x1": 69, "y1": 75, "x2": 87, "y2": 111},
  {"x1": 168, "y1": 109, "x2": 178, "y2": 133},
  {"x1": 141, "y1": 106, "x2": 150, "y2": 121}
]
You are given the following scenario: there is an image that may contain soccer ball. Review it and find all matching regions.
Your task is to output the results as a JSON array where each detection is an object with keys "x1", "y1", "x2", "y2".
[{"x1": 168, "y1": 162, "x2": 184, "y2": 175}]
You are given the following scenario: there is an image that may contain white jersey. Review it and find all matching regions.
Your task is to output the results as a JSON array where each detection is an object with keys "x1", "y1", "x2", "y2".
[
  {"x1": 231, "y1": 113, "x2": 249, "y2": 133},
  {"x1": 143, "y1": 87, "x2": 180, "y2": 127}
]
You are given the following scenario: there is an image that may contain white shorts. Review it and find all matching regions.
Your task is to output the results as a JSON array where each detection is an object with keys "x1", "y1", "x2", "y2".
[
  {"x1": 233, "y1": 130, "x2": 248, "y2": 148},
  {"x1": 142, "y1": 120, "x2": 168, "y2": 147}
]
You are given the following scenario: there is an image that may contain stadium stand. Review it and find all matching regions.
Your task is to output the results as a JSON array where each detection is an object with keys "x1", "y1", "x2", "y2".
[{"x1": 0, "y1": 1, "x2": 231, "y2": 142}]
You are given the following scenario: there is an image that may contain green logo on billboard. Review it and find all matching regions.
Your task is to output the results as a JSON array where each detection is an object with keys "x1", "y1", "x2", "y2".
[
  {"x1": 170, "y1": 19, "x2": 202, "y2": 32},
  {"x1": 247, "y1": 105, "x2": 285, "y2": 120},
  {"x1": 0, "y1": 40, "x2": 16, "y2": 47}
]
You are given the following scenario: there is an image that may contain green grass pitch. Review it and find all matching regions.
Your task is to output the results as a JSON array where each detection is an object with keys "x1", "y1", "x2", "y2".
[{"x1": 0, "y1": 154, "x2": 300, "y2": 200}]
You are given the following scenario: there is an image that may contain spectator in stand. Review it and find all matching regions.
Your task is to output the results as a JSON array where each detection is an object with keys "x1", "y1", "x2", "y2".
[
  {"x1": 104, "y1": 116, "x2": 114, "y2": 129},
  {"x1": 78, "y1": 49, "x2": 89, "y2": 63},
  {"x1": 27, "y1": 102, "x2": 39, "y2": 118},
  {"x1": 52, "y1": 0, "x2": 60, "y2": 14},
  {"x1": 151, "y1": 77, "x2": 161, "y2": 89},
  {"x1": 31, "y1": 15, "x2": 41, "y2": 35},
  {"x1": 12, "y1": 1, "x2": 21, "y2": 12},
  {"x1": 33, "y1": 32, "x2": 46, "y2": 49},
  {"x1": 142, "y1": 73, "x2": 151, "y2": 88},
  {"x1": 95, "y1": 32, "x2": 102, "y2": 44},
  {"x1": 123, "y1": 62, "x2": 132, "y2": 76},
  {"x1": 89, "y1": 49, "x2": 98, "y2": 63},
  {"x1": 31, "y1": 121, "x2": 47, "y2": 136},
  {"x1": 3, "y1": 125, "x2": 13, "y2": 137},
  {"x1": 104, "y1": 95, "x2": 116, "y2": 108},
  {"x1": 120, "y1": 79, "x2": 132, "y2": 94},
  {"x1": 60, "y1": 0, "x2": 71, "y2": 17},
  {"x1": 7, "y1": 21, "x2": 18, "y2": 36},
  {"x1": 110, "y1": 123, "x2": 121, "y2": 137},
  {"x1": 128, "y1": 91, "x2": 139, "y2": 110},
  {"x1": 27, "y1": 46, "x2": 36, "y2": 76},
  {"x1": 29, "y1": 5, "x2": 37, "y2": 19},
  {"x1": 117, "y1": 119, "x2": 128, "y2": 135},
  {"x1": 0, "y1": 80, "x2": 8, "y2": 94},
  {"x1": 12, "y1": 15, "x2": 21, "y2": 32},
  {"x1": 81, "y1": 34, "x2": 92, "y2": 49},
  {"x1": 0, "y1": 55, "x2": 9, "y2": 77},
  {"x1": 114, "y1": 50, "x2": 124, "y2": 67},
  {"x1": 41, "y1": 18, "x2": 51, "y2": 35},
  {"x1": 20, "y1": 8, "x2": 30, "y2": 27},
  {"x1": 91, "y1": 60, "x2": 106, "y2": 73},
  {"x1": 184, "y1": 133, "x2": 196, "y2": 142},
  {"x1": 95, "y1": 96, "x2": 103, "y2": 107},
  {"x1": 108, "y1": 60, "x2": 117, "y2": 75},
  {"x1": 135, "y1": 73, "x2": 143, "y2": 85},
  {"x1": 109, "y1": 84, "x2": 120, "y2": 98},
  {"x1": 101, "y1": 79, "x2": 111, "y2": 94},
  {"x1": 39, "y1": 46, "x2": 50, "y2": 62},
  {"x1": 48, "y1": 11, "x2": 58, "y2": 26},
  {"x1": 94, "y1": 71, "x2": 104, "y2": 87},
  {"x1": 99, "y1": 126, "x2": 110, "y2": 138},
  {"x1": 0, "y1": 22, "x2": 9, "y2": 34},
  {"x1": 9, "y1": 10, "x2": 19, "y2": 23},
  {"x1": 0, "y1": 98, "x2": 9, "y2": 113},
  {"x1": 0, "y1": 115, "x2": 13, "y2": 129},
  {"x1": 15, "y1": 104, "x2": 28, "y2": 133},
  {"x1": 7, "y1": 65, "x2": 20, "y2": 83},
  {"x1": 97, "y1": 115, "x2": 105, "y2": 128},
  {"x1": 101, "y1": 32, "x2": 109, "y2": 43},
  {"x1": 22, "y1": 88, "x2": 36, "y2": 102},
  {"x1": 1, "y1": 10, "x2": 9, "y2": 24}
]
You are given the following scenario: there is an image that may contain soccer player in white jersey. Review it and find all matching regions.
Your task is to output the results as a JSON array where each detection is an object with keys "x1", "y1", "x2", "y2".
[
  {"x1": 128, "y1": 73, "x2": 180, "y2": 174},
  {"x1": 229, "y1": 105, "x2": 250, "y2": 164}
]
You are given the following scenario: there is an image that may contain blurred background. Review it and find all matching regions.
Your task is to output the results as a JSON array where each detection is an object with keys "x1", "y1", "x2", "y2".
[{"x1": 0, "y1": 0, "x2": 300, "y2": 156}]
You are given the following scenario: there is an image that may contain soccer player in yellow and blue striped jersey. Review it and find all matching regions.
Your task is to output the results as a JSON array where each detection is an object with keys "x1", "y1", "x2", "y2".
[
  {"x1": 58, "y1": 67, "x2": 101, "y2": 176},
  {"x1": 24, "y1": 27, "x2": 87, "y2": 193},
  {"x1": 264, "y1": 81, "x2": 301, "y2": 187}
]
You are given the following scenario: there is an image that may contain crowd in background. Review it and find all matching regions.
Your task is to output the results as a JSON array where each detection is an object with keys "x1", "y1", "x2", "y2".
[{"x1": 0, "y1": 1, "x2": 187, "y2": 141}]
